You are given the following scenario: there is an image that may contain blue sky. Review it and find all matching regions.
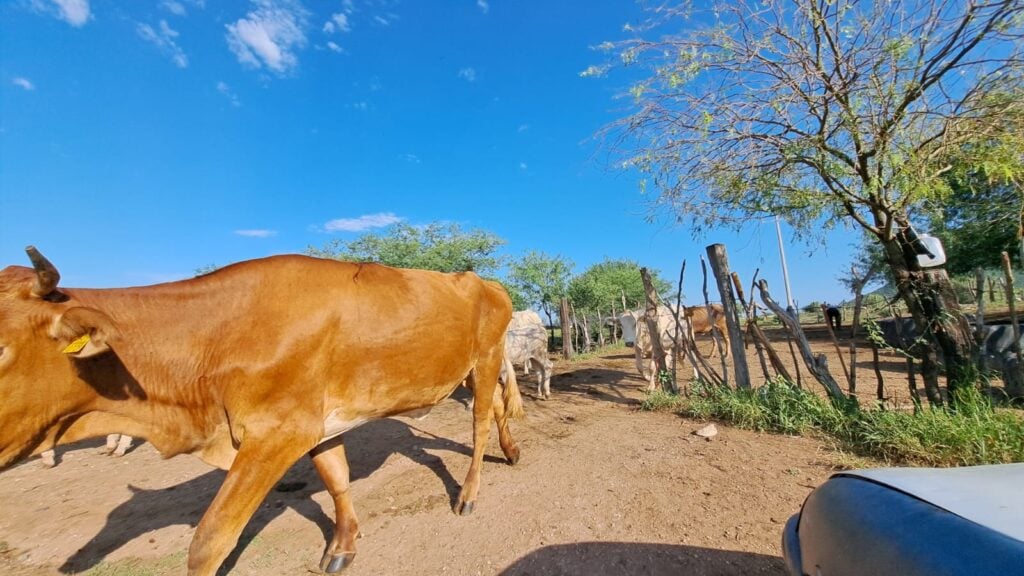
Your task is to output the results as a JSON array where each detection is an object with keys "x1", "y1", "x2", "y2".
[{"x1": 1, "y1": 0, "x2": 862, "y2": 309}]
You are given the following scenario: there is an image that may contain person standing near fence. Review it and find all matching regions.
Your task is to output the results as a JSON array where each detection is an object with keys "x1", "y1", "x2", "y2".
[{"x1": 826, "y1": 304, "x2": 842, "y2": 331}]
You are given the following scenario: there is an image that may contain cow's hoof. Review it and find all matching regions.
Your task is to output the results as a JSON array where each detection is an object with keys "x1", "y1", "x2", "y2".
[
  {"x1": 320, "y1": 551, "x2": 355, "y2": 573},
  {"x1": 457, "y1": 501, "x2": 475, "y2": 516}
]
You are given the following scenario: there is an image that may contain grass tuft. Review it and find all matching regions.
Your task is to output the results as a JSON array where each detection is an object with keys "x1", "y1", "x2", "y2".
[{"x1": 652, "y1": 378, "x2": 1024, "y2": 467}]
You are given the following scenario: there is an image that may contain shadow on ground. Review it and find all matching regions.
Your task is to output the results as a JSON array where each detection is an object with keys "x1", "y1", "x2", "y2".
[
  {"x1": 499, "y1": 541, "x2": 786, "y2": 576},
  {"x1": 57, "y1": 417, "x2": 499, "y2": 575}
]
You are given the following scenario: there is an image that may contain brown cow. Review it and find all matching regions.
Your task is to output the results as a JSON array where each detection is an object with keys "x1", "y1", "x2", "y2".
[
  {"x1": 682, "y1": 304, "x2": 730, "y2": 358},
  {"x1": 0, "y1": 247, "x2": 523, "y2": 575}
]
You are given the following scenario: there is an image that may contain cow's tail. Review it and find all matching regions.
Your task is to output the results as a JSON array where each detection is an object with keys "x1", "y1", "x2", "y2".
[{"x1": 501, "y1": 356, "x2": 525, "y2": 420}]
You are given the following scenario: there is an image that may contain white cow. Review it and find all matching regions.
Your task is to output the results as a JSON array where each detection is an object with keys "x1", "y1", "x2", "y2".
[
  {"x1": 39, "y1": 434, "x2": 134, "y2": 467},
  {"x1": 503, "y1": 310, "x2": 553, "y2": 399},
  {"x1": 618, "y1": 306, "x2": 691, "y2": 391}
]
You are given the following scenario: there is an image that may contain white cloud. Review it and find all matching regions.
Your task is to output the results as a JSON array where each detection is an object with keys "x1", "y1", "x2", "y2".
[
  {"x1": 519, "y1": 162, "x2": 528, "y2": 170},
  {"x1": 323, "y1": 212, "x2": 402, "y2": 233},
  {"x1": 323, "y1": 12, "x2": 350, "y2": 34},
  {"x1": 48, "y1": 0, "x2": 90, "y2": 26},
  {"x1": 477, "y1": 0, "x2": 489, "y2": 13},
  {"x1": 137, "y1": 20, "x2": 188, "y2": 68},
  {"x1": 517, "y1": 124, "x2": 529, "y2": 132},
  {"x1": 217, "y1": 81, "x2": 241, "y2": 106},
  {"x1": 326, "y1": 41, "x2": 343, "y2": 53},
  {"x1": 160, "y1": 0, "x2": 186, "y2": 16},
  {"x1": 12, "y1": 78, "x2": 35, "y2": 91},
  {"x1": 349, "y1": 100, "x2": 368, "y2": 111},
  {"x1": 235, "y1": 229, "x2": 277, "y2": 238},
  {"x1": 226, "y1": 0, "x2": 309, "y2": 74},
  {"x1": 373, "y1": 14, "x2": 396, "y2": 26},
  {"x1": 400, "y1": 153, "x2": 420, "y2": 164},
  {"x1": 458, "y1": 67, "x2": 476, "y2": 82}
]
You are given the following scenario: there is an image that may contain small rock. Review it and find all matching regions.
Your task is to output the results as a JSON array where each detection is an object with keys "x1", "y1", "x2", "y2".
[{"x1": 694, "y1": 424, "x2": 718, "y2": 439}]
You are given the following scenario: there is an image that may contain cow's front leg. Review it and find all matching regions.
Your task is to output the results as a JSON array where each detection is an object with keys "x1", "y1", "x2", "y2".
[
  {"x1": 186, "y1": 428, "x2": 318, "y2": 576},
  {"x1": 310, "y1": 437, "x2": 360, "y2": 573}
]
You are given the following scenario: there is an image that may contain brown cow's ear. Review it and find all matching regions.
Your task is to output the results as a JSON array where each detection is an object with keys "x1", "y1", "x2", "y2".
[{"x1": 51, "y1": 307, "x2": 119, "y2": 358}]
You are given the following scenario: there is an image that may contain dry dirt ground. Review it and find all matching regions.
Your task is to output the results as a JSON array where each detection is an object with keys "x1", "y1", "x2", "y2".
[{"x1": 0, "y1": 325, "x2": 907, "y2": 576}]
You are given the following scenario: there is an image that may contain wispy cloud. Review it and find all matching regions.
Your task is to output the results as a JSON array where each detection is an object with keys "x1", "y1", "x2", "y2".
[
  {"x1": 226, "y1": 0, "x2": 309, "y2": 74},
  {"x1": 373, "y1": 13, "x2": 397, "y2": 26},
  {"x1": 216, "y1": 81, "x2": 241, "y2": 107},
  {"x1": 400, "y1": 153, "x2": 421, "y2": 164},
  {"x1": 323, "y1": 12, "x2": 351, "y2": 33},
  {"x1": 160, "y1": 0, "x2": 186, "y2": 16},
  {"x1": 323, "y1": 212, "x2": 402, "y2": 233},
  {"x1": 477, "y1": 0, "x2": 489, "y2": 14},
  {"x1": 46, "y1": 0, "x2": 91, "y2": 27},
  {"x1": 458, "y1": 67, "x2": 476, "y2": 82},
  {"x1": 235, "y1": 229, "x2": 277, "y2": 238},
  {"x1": 348, "y1": 100, "x2": 369, "y2": 111},
  {"x1": 519, "y1": 162, "x2": 528, "y2": 170},
  {"x1": 517, "y1": 124, "x2": 529, "y2": 133},
  {"x1": 12, "y1": 77, "x2": 35, "y2": 91},
  {"x1": 137, "y1": 20, "x2": 188, "y2": 68},
  {"x1": 326, "y1": 41, "x2": 343, "y2": 53}
]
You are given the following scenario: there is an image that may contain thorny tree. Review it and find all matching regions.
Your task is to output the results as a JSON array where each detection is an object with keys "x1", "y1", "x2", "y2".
[{"x1": 595, "y1": 0, "x2": 1024, "y2": 404}]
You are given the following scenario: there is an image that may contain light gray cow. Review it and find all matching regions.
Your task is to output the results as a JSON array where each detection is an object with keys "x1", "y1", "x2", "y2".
[
  {"x1": 503, "y1": 310, "x2": 553, "y2": 399},
  {"x1": 39, "y1": 434, "x2": 134, "y2": 467}
]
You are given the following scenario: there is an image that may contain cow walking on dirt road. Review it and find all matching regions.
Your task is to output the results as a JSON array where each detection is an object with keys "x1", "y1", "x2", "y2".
[{"x1": 0, "y1": 247, "x2": 523, "y2": 575}]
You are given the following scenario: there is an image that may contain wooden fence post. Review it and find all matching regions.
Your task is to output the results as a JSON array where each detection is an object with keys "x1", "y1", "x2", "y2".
[
  {"x1": 559, "y1": 297, "x2": 574, "y2": 360},
  {"x1": 640, "y1": 267, "x2": 673, "y2": 392},
  {"x1": 706, "y1": 244, "x2": 751, "y2": 389}
]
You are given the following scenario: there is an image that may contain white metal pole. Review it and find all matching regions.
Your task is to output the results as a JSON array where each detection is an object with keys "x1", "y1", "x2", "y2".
[{"x1": 775, "y1": 216, "x2": 796, "y2": 316}]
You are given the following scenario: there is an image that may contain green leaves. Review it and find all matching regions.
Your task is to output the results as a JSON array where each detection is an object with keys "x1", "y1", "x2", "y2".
[
  {"x1": 306, "y1": 222, "x2": 505, "y2": 276},
  {"x1": 507, "y1": 251, "x2": 574, "y2": 315},
  {"x1": 567, "y1": 258, "x2": 671, "y2": 313}
]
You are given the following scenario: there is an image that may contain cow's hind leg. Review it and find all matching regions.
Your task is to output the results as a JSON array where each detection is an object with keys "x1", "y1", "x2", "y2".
[
  {"x1": 311, "y1": 438, "x2": 360, "y2": 573},
  {"x1": 186, "y1": 427, "x2": 318, "y2": 576},
  {"x1": 455, "y1": 351, "x2": 501, "y2": 516}
]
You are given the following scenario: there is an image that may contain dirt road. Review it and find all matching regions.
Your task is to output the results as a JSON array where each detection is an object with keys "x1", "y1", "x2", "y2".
[{"x1": 0, "y1": 346, "x2": 849, "y2": 575}]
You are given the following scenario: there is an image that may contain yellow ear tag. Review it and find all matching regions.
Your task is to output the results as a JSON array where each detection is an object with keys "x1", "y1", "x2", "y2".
[{"x1": 62, "y1": 334, "x2": 91, "y2": 354}]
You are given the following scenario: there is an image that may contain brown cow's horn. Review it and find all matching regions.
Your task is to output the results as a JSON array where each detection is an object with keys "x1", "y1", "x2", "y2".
[{"x1": 26, "y1": 245, "x2": 61, "y2": 297}]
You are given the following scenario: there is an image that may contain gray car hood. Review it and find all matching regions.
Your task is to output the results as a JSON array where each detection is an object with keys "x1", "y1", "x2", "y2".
[{"x1": 840, "y1": 463, "x2": 1024, "y2": 542}]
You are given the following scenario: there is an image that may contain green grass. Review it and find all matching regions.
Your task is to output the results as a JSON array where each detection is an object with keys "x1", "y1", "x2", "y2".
[{"x1": 644, "y1": 379, "x2": 1024, "y2": 467}]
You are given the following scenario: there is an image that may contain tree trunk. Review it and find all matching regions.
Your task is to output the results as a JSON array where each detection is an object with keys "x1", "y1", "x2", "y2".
[{"x1": 879, "y1": 230, "x2": 977, "y2": 406}]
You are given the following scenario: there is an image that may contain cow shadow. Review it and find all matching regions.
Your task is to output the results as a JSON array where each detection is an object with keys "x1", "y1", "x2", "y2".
[
  {"x1": 550, "y1": 368, "x2": 644, "y2": 407},
  {"x1": 498, "y1": 541, "x2": 785, "y2": 575},
  {"x1": 58, "y1": 418, "x2": 495, "y2": 574}
]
